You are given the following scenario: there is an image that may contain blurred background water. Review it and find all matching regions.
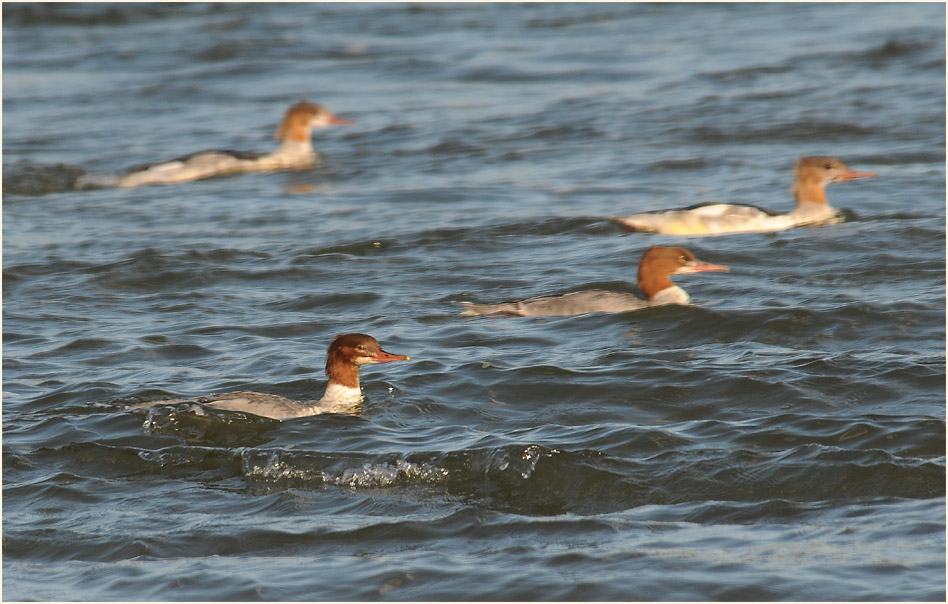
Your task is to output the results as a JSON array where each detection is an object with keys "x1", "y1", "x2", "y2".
[{"x1": 2, "y1": 2, "x2": 945, "y2": 600}]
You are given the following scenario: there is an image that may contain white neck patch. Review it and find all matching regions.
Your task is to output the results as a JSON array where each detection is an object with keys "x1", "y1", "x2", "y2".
[{"x1": 649, "y1": 285, "x2": 691, "y2": 306}]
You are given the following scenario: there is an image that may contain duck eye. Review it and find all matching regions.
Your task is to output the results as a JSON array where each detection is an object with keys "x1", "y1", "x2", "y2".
[
  {"x1": 356, "y1": 345, "x2": 365, "y2": 352},
  {"x1": 824, "y1": 164, "x2": 832, "y2": 170},
  {"x1": 679, "y1": 255, "x2": 688, "y2": 262}
]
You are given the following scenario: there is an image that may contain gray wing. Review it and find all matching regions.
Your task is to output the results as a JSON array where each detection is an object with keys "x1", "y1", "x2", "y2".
[
  {"x1": 128, "y1": 391, "x2": 308, "y2": 420},
  {"x1": 460, "y1": 290, "x2": 646, "y2": 317}
]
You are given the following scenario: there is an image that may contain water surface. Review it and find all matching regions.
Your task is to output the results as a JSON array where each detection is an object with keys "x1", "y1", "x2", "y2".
[{"x1": 3, "y1": 2, "x2": 945, "y2": 600}]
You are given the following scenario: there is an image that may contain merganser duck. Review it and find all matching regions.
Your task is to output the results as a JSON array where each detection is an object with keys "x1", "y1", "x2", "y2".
[
  {"x1": 77, "y1": 100, "x2": 353, "y2": 189},
  {"x1": 458, "y1": 245, "x2": 728, "y2": 317},
  {"x1": 610, "y1": 156, "x2": 875, "y2": 235},
  {"x1": 129, "y1": 334, "x2": 409, "y2": 420}
]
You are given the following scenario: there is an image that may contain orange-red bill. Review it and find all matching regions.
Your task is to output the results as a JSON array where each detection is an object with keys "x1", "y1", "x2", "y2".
[
  {"x1": 328, "y1": 114, "x2": 355, "y2": 125},
  {"x1": 374, "y1": 349, "x2": 410, "y2": 363},
  {"x1": 839, "y1": 169, "x2": 876, "y2": 180},
  {"x1": 690, "y1": 261, "x2": 730, "y2": 272}
]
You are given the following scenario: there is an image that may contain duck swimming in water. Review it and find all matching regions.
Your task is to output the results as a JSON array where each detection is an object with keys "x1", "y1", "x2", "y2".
[
  {"x1": 130, "y1": 334, "x2": 409, "y2": 420},
  {"x1": 77, "y1": 99, "x2": 353, "y2": 189},
  {"x1": 610, "y1": 156, "x2": 875, "y2": 235},
  {"x1": 459, "y1": 246, "x2": 728, "y2": 317}
]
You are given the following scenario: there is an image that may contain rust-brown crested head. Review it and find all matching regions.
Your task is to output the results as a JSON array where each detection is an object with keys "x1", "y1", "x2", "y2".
[
  {"x1": 325, "y1": 333, "x2": 410, "y2": 383},
  {"x1": 793, "y1": 156, "x2": 876, "y2": 189},
  {"x1": 275, "y1": 99, "x2": 353, "y2": 142},
  {"x1": 637, "y1": 246, "x2": 729, "y2": 299}
]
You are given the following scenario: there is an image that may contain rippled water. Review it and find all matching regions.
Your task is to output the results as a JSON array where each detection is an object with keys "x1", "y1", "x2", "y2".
[{"x1": 3, "y1": 2, "x2": 945, "y2": 601}]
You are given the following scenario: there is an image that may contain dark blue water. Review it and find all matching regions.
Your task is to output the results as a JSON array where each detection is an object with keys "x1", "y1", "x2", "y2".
[{"x1": 3, "y1": 2, "x2": 945, "y2": 600}]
